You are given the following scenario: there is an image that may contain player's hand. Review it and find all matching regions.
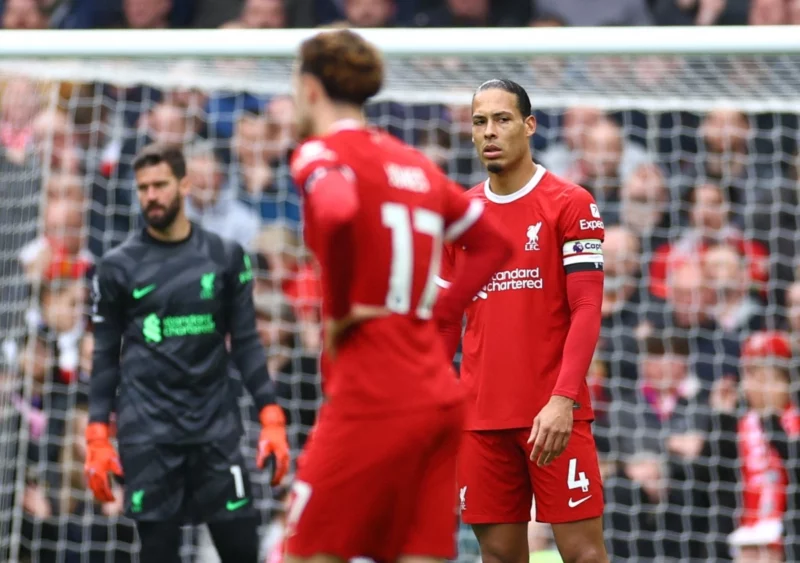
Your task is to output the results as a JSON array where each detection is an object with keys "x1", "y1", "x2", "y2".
[
  {"x1": 324, "y1": 304, "x2": 391, "y2": 359},
  {"x1": 257, "y1": 405, "x2": 291, "y2": 486},
  {"x1": 84, "y1": 422, "x2": 123, "y2": 503},
  {"x1": 528, "y1": 395, "x2": 574, "y2": 467}
]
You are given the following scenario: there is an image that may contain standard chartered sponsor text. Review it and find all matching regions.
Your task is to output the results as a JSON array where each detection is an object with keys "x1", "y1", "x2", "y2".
[
  {"x1": 484, "y1": 268, "x2": 543, "y2": 293},
  {"x1": 162, "y1": 314, "x2": 216, "y2": 337}
]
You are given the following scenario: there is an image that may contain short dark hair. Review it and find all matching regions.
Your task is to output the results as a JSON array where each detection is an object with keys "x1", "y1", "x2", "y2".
[
  {"x1": 473, "y1": 79, "x2": 532, "y2": 118},
  {"x1": 299, "y1": 29, "x2": 383, "y2": 106},
  {"x1": 132, "y1": 143, "x2": 187, "y2": 180}
]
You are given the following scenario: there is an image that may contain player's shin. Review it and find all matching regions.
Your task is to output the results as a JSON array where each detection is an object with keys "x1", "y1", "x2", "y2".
[{"x1": 207, "y1": 515, "x2": 261, "y2": 563}]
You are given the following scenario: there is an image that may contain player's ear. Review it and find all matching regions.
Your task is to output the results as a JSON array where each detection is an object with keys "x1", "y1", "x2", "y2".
[
  {"x1": 524, "y1": 114, "x2": 537, "y2": 138},
  {"x1": 302, "y1": 73, "x2": 323, "y2": 105}
]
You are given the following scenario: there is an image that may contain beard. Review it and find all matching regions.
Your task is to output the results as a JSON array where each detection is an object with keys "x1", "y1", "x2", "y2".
[
  {"x1": 486, "y1": 162, "x2": 503, "y2": 174},
  {"x1": 143, "y1": 194, "x2": 182, "y2": 231}
]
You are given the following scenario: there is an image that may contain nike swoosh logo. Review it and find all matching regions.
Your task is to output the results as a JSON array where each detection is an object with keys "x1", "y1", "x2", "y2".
[
  {"x1": 226, "y1": 498, "x2": 249, "y2": 511},
  {"x1": 568, "y1": 495, "x2": 592, "y2": 508},
  {"x1": 132, "y1": 285, "x2": 156, "y2": 299}
]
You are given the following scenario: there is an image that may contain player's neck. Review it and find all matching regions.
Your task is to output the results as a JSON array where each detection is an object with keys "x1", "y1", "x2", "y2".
[
  {"x1": 487, "y1": 157, "x2": 537, "y2": 197},
  {"x1": 147, "y1": 214, "x2": 192, "y2": 243},
  {"x1": 316, "y1": 104, "x2": 366, "y2": 135}
]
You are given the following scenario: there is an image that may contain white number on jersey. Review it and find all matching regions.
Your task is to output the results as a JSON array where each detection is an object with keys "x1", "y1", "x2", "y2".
[
  {"x1": 567, "y1": 457, "x2": 590, "y2": 493},
  {"x1": 381, "y1": 202, "x2": 444, "y2": 319},
  {"x1": 229, "y1": 465, "x2": 245, "y2": 498}
]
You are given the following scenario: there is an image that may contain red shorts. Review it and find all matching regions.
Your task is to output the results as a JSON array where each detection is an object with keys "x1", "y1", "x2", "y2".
[
  {"x1": 285, "y1": 402, "x2": 464, "y2": 561},
  {"x1": 458, "y1": 421, "x2": 604, "y2": 525}
]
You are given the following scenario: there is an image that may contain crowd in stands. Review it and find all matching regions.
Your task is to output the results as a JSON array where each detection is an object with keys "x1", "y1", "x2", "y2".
[
  {"x1": 1, "y1": 0, "x2": 800, "y2": 29},
  {"x1": 0, "y1": 1, "x2": 799, "y2": 562}
]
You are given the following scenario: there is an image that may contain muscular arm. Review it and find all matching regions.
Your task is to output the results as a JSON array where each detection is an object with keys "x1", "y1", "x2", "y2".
[
  {"x1": 227, "y1": 245, "x2": 276, "y2": 411},
  {"x1": 304, "y1": 166, "x2": 359, "y2": 320},
  {"x1": 88, "y1": 263, "x2": 124, "y2": 424},
  {"x1": 552, "y1": 271, "x2": 603, "y2": 402}
]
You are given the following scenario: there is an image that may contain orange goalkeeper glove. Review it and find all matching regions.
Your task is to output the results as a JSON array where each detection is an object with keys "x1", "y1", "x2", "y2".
[
  {"x1": 256, "y1": 405, "x2": 290, "y2": 486},
  {"x1": 84, "y1": 422, "x2": 123, "y2": 503}
]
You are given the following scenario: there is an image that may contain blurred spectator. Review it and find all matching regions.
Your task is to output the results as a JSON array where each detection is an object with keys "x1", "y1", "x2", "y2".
[
  {"x1": 606, "y1": 332, "x2": 711, "y2": 559},
  {"x1": 2, "y1": 0, "x2": 47, "y2": 28},
  {"x1": 254, "y1": 225, "x2": 321, "y2": 351},
  {"x1": 649, "y1": 183, "x2": 769, "y2": 300},
  {"x1": 1, "y1": 77, "x2": 41, "y2": 165},
  {"x1": 117, "y1": 101, "x2": 201, "y2": 183},
  {"x1": 644, "y1": 259, "x2": 741, "y2": 384},
  {"x1": 653, "y1": 0, "x2": 749, "y2": 25},
  {"x1": 19, "y1": 193, "x2": 91, "y2": 284},
  {"x1": 786, "y1": 281, "x2": 800, "y2": 347},
  {"x1": 31, "y1": 108, "x2": 82, "y2": 174},
  {"x1": 749, "y1": 0, "x2": 800, "y2": 25},
  {"x1": 601, "y1": 226, "x2": 642, "y2": 328},
  {"x1": 341, "y1": 0, "x2": 395, "y2": 27},
  {"x1": 710, "y1": 331, "x2": 800, "y2": 562},
  {"x1": 619, "y1": 163, "x2": 672, "y2": 255},
  {"x1": 419, "y1": 0, "x2": 530, "y2": 26},
  {"x1": 123, "y1": 0, "x2": 173, "y2": 28},
  {"x1": 231, "y1": 98, "x2": 301, "y2": 225},
  {"x1": 225, "y1": 0, "x2": 286, "y2": 28},
  {"x1": 192, "y1": 0, "x2": 244, "y2": 27},
  {"x1": 531, "y1": 0, "x2": 652, "y2": 26},
  {"x1": 703, "y1": 243, "x2": 765, "y2": 333},
  {"x1": 107, "y1": 0, "x2": 194, "y2": 28},
  {"x1": 184, "y1": 142, "x2": 261, "y2": 250},
  {"x1": 537, "y1": 108, "x2": 653, "y2": 201}
]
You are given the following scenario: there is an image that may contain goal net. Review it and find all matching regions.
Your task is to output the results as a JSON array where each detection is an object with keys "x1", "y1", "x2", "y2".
[{"x1": 1, "y1": 26, "x2": 799, "y2": 562}]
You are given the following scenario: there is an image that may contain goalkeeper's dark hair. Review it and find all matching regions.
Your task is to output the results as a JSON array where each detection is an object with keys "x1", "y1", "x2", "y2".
[
  {"x1": 132, "y1": 143, "x2": 187, "y2": 180},
  {"x1": 299, "y1": 29, "x2": 383, "y2": 106},
  {"x1": 474, "y1": 79, "x2": 532, "y2": 118}
]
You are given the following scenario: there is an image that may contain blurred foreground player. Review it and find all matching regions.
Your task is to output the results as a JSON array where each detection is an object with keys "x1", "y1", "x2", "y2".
[
  {"x1": 85, "y1": 144, "x2": 290, "y2": 563},
  {"x1": 437, "y1": 80, "x2": 609, "y2": 563},
  {"x1": 285, "y1": 30, "x2": 513, "y2": 563}
]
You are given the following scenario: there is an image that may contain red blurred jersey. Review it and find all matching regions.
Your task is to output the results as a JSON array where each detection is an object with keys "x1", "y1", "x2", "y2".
[
  {"x1": 439, "y1": 166, "x2": 605, "y2": 430},
  {"x1": 290, "y1": 122, "x2": 483, "y2": 417}
]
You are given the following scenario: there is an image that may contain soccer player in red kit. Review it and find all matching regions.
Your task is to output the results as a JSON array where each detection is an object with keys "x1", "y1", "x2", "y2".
[
  {"x1": 437, "y1": 79, "x2": 609, "y2": 563},
  {"x1": 284, "y1": 31, "x2": 513, "y2": 563}
]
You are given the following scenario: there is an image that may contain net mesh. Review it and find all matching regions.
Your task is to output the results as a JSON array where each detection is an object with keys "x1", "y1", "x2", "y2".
[{"x1": 0, "y1": 48, "x2": 799, "y2": 563}]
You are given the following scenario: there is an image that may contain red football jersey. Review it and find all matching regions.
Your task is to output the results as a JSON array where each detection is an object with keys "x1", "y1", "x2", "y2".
[
  {"x1": 439, "y1": 166, "x2": 605, "y2": 430},
  {"x1": 291, "y1": 123, "x2": 482, "y2": 417}
]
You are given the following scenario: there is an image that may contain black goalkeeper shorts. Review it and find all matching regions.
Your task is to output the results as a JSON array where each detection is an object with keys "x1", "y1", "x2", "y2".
[{"x1": 118, "y1": 437, "x2": 258, "y2": 523}]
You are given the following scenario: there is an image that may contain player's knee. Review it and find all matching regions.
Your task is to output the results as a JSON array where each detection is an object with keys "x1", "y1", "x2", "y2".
[
  {"x1": 474, "y1": 526, "x2": 530, "y2": 563},
  {"x1": 560, "y1": 547, "x2": 609, "y2": 563}
]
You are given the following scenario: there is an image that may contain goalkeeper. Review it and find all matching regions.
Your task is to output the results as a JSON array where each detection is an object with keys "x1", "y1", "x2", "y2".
[{"x1": 85, "y1": 143, "x2": 289, "y2": 563}]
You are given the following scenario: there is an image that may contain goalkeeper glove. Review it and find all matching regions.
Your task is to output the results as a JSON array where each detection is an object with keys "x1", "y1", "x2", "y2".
[
  {"x1": 256, "y1": 405, "x2": 290, "y2": 486},
  {"x1": 84, "y1": 422, "x2": 123, "y2": 503}
]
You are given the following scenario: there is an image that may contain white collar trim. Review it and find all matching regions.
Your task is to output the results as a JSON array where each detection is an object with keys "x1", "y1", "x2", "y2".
[{"x1": 483, "y1": 164, "x2": 546, "y2": 204}]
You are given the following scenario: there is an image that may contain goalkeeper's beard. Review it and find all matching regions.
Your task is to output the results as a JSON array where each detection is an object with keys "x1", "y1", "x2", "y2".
[{"x1": 144, "y1": 194, "x2": 182, "y2": 231}]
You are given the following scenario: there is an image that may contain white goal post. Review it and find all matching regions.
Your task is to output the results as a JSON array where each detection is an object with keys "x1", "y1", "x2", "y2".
[{"x1": 1, "y1": 25, "x2": 799, "y2": 563}]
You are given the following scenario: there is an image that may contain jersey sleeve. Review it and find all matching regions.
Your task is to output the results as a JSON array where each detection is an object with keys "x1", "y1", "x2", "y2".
[
  {"x1": 441, "y1": 181, "x2": 485, "y2": 243},
  {"x1": 225, "y1": 244, "x2": 275, "y2": 411},
  {"x1": 290, "y1": 139, "x2": 344, "y2": 196},
  {"x1": 89, "y1": 258, "x2": 126, "y2": 424},
  {"x1": 559, "y1": 189, "x2": 605, "y2": 274}
]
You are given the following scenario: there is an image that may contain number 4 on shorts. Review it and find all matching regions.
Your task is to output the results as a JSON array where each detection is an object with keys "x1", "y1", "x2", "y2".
[{"x1": 567, "y1": 458, "x2": 590, "y2": 493}]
